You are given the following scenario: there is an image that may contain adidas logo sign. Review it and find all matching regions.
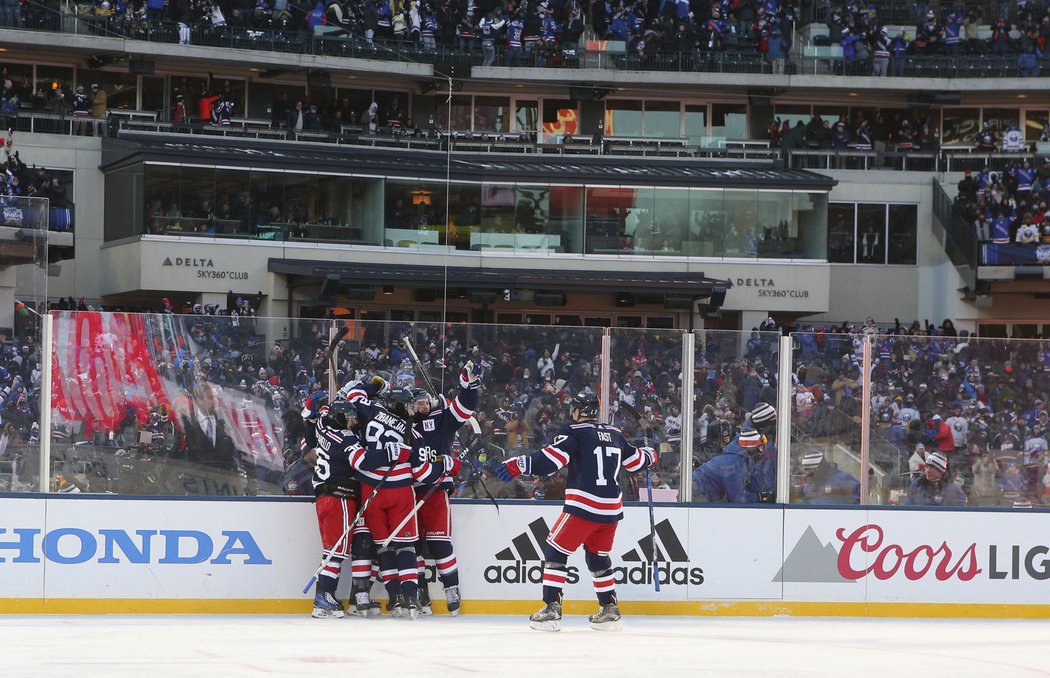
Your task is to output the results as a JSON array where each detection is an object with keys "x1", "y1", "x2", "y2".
[
  {"x1": 485, "y1": 518, "x2": 702, "y2": 587},
  {"x1": 618, "y1": 519, "x2": 703, "y2": 586},
  {"x1": 485, "y1": 518, "x2": 581, "y2": 585}
]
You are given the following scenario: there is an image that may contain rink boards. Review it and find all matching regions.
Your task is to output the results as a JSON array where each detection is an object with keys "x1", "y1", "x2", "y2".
[{"x1": 1, "y1": 496, "x2": 1049, "y2": 617}]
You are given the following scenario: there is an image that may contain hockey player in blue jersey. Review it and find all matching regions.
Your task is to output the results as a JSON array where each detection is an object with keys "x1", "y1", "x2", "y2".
[
  {"x1": 408, "y1": 360, "x2": 481, "y2": 616},
  {"x1": 693, "y1": 402, "x2": 777, "y2": 503},
  {"x1": 325, "y1": 379, "x2": 459, "y2": 618},
  {"x1": 497, "y1": 391, "x2": 658, "y2": 632}
]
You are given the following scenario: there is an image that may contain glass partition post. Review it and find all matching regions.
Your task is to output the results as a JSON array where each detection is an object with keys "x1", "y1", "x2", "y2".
[
  {"x1": 776, "y1": 334, "x2": 793, "y2": 504},
  {"x1": 679, "y1": 331, "x2": 695, "y2": 501},
  {"x1": 38, "y1": 312, "x2": 53, "y2": 492},
  {"x1": 860, "y1": 334, "x2": 873, "y2": 504}
]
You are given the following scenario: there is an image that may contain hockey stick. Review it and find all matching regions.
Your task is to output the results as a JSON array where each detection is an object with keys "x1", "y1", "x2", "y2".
[
  {"x1": 314, "y1": 325, "x2": 349, "y2": 395},
  {"x1": 302, "y1": 458, "x2": 396, "y2": 595},
  {"x1": 379, "y1": 469, "x2": 453, "y2": 548},
  {"x1": 618, "y1": 400, "x2": 660, "y2": 592},
  {"x1": 457, "y1": 426, "x2": 500, "y2": 514}
]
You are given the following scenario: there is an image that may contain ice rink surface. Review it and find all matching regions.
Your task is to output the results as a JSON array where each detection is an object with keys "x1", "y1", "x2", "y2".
[{"x1": 6, "y1": 614, "x2": 1050, "y2": 678}]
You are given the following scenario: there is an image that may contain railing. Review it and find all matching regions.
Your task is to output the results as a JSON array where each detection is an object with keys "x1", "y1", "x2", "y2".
[
  {"x1": 6, "y1": 11, "x2": 1050, "y2": 78},
  {"x1": 931, "y1": 177, "x2": 979, "y2": 290}
]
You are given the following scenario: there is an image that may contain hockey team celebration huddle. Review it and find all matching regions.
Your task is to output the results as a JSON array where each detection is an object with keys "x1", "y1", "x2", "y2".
[{"x1": 298, "y1": 330, "x2": 699, "y2": 631}]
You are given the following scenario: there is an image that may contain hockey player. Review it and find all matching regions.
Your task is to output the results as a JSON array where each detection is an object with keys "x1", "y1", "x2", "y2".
[
  {"x1": 355, "y1": 387, "x2": 461, "y2": 618},
  {"x1": 408, "y1": 360, "x2": 481, "y2": 616},
  {"x1": 497, "y1": 391, "x2": 658, "y2": 632},
  {"x1": 308, "y1": 399, "x2": 366, "y2": 619}
]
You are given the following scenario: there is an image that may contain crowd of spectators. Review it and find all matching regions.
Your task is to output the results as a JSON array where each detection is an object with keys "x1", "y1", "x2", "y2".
[
  {"x1": 956, "y1": 151, "x2": 1050, "y2": 247},
  {"x1": 826, "y1": 3, "x2": 1050, "y2": 76},
  {"x1": 770, "y1": 109, "x2": 940, "y2": 158},
  {"x1": 2, "y1": 301, "x2": 1048, "y2": 508},
  {"x1": 6, "y1": 0, "x2": 799, "y2": 67},
  {"x1": 788, "y1": 316, "x2": 1050, "y2": 506},
  {"x1": 0, "y1": 134, "x2": 73, "y2": 230}
]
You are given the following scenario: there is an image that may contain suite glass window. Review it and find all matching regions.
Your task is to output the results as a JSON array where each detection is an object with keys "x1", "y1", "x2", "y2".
[
  {"x1": 827, "y1": 203, "x2": 855, "y2": 263},
  {"x1": 828, "y1": 202, "x2": 917, "y2": 265},
  {"x1": 711, "y1": 103, "x2": 748, "y2": 140},
  {"x1": 983, "y1": 108, "x2": 1020, "y2": 138},
  {"x1": 474, "y1": 96, "x2": 510, "y2": 133},
  {"x1": 128, "y1": 163, "x2": 830, "y2": 260},
  {"x1": 606, "y1": 100, "x2": 643, "y2": 137},
  {"x1": 683, "y1": 105, "x2": 707, "y2": 146},
  {"x1": 941, "y1": 108, "x2": 980, "y2": 146},
  {"x1": 1024, "y1": 110, "x2": 1049, "y2": 143},
  {"x1": 644, "y1": 101, "x2": 680, "y2": 138}
]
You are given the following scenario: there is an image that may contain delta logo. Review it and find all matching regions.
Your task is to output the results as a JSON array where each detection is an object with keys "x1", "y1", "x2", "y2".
[
  {"x1": 485, "y1": 518, "x2": 703, "y2": 586},
  {"x1": 776, "y1": 524, "x2": 1050, "y2": 584}
]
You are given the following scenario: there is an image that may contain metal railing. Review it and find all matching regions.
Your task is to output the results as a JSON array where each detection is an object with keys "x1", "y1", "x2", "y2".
[
  {"x1": 6, "y1": 9, "x2": 1050, "y2": 78},
  {"x1": 931, "y1": 177, "x2": 979, "y2": 290}
]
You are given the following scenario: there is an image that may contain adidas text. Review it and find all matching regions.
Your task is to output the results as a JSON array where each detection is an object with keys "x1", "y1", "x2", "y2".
[
  {"x1": 484, "y1": 562, "x2": 581, "y2": 585},
  {"x1": 613, "y1": 563, "x2": 704, "y2": 586}
]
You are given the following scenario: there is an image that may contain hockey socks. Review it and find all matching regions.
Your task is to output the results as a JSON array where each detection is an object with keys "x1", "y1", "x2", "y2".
[
  {"x1": 540, "y1": 545, "x2": 570, "y2": 604},
  {"x1": 395, "y1": 547, "x2": 419, "y2": 601},
  {"x1": 586, "y1": 550, "x2": 617, "y2": 606},
  {"x1": 316, "y1": 554, "x2": 344, "y2": 597},
  {"x1": 377, "y1": 547, "x2": 401, "y2": 600},
  {"x1": 428, "y1": 540, "x2": 460, "y2": 589}
]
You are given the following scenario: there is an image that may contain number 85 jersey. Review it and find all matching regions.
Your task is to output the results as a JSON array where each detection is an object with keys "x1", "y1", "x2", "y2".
[{"x1": 523, "y1": 421, "x2": 657, "y2": 524}]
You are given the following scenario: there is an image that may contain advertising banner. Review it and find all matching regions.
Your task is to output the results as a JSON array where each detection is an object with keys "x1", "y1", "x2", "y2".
[
  {"x1": 2, "y1": 499, "x2": 1050, "y2": 615},
  {"x1": 782, "y1": 509, "x2": 1050, "y2": 605}
]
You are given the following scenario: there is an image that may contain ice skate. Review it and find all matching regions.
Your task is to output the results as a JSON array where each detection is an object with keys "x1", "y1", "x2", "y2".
[
  {"x1": 445, "y1": 585, "x2": 461, "y2": 616},
  {"x1": 311, "y1": 592, "x2": 345, "y2": 619},
  {"x1": 347, "y1": 591, "x2": 381, "y2": 618},
  {"x1": 528, "y1": 600, "x2": 562, "y2": 632},
  {"x1": 588, "y1": 602, "x2": 622, "y2": 631},
  {"x1": 389, "y1": 594, "x2": 406, "y2": 618},
  {"x1": 390, "y1": 593, "x2": 420, "y2": 619},
  {"x1": 418, "y1": 585, "x2": 433, "y2": 616}
]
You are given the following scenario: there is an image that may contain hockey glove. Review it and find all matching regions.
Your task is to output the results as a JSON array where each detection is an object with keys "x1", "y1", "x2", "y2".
[
  {"x1": 437, "y1": 455, "x2": 462, "y2": 477},
  {"x1": 459, "y1": 360, "x2": 482, "y2": 390},
  {"x1": 646, "y1": 445, "x2": 660, "y2": 468},
  {"x1": 385, "y1": 441, "x2": 410, "y2": 464},
  {"x1": 497, "y1": 455, "x2": 531, "y2": 483}
]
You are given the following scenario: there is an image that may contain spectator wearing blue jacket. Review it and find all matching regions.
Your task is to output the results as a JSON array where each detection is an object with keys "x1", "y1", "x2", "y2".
[
  {"x1": 903, "y1": 451, "x2": 967, "y2": 506},
  {"x1": 1018, "y1": 48, "x2": 1040, "y2": 78},
  {"x1": 694, "y1": 402, "x2": 777, "y2": 503},
  {"x1": 800, "y1": 451, "x2": 859, "y2": 505}
]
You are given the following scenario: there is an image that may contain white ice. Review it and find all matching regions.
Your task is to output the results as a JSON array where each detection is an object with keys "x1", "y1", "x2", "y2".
[{"x1": 4, "y1": 614, "x2": 1050, "y2": 678}]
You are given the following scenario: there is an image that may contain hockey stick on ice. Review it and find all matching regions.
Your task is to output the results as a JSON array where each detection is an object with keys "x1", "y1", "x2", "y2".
[
  {"x1": 302, "y1": 457, "x2": 397, "y2": 595},
  {"x1": 619, "y1": 400, "x2": 660, "y2": 592}
]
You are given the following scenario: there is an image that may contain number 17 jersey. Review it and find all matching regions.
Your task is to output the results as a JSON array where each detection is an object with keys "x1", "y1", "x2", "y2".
[{"x1": 526, "y1": 421, "x2": 655, "y2": 524}]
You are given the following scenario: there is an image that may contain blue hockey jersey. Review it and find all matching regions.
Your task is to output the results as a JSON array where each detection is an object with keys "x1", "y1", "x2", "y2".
[
  {"x1": 413, "y1": 387, "x2": 478, "y2": 492},
  {"x1": 524, "y1": 421, "x2": 656, "y2": 524}
]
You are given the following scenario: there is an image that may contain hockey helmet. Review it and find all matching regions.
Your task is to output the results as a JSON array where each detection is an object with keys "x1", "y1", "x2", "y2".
[
  {"x1": 326, "y1": 399, "x2": 359, "y2": 430},
  {"x1": 570, "y1": 391, "x2": 599, "y2": 421}
]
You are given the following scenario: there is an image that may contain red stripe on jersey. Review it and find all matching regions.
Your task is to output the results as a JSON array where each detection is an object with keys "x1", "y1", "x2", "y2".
[
  {"x1": 565, "y1": 490, "x2": 623, "y2": 511},
  {"x1": 449, "y1": 395, "x2": 473, "y2": 421},
  {"x1": 543, "y1": 445, "x2": 570, "y2": 467},
  {"x1": 623, "y1": 447, "x2": 649, "y2": 472},
  {"x1": 344, "y1": 389, "x2": 370, "y2": 402}
]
